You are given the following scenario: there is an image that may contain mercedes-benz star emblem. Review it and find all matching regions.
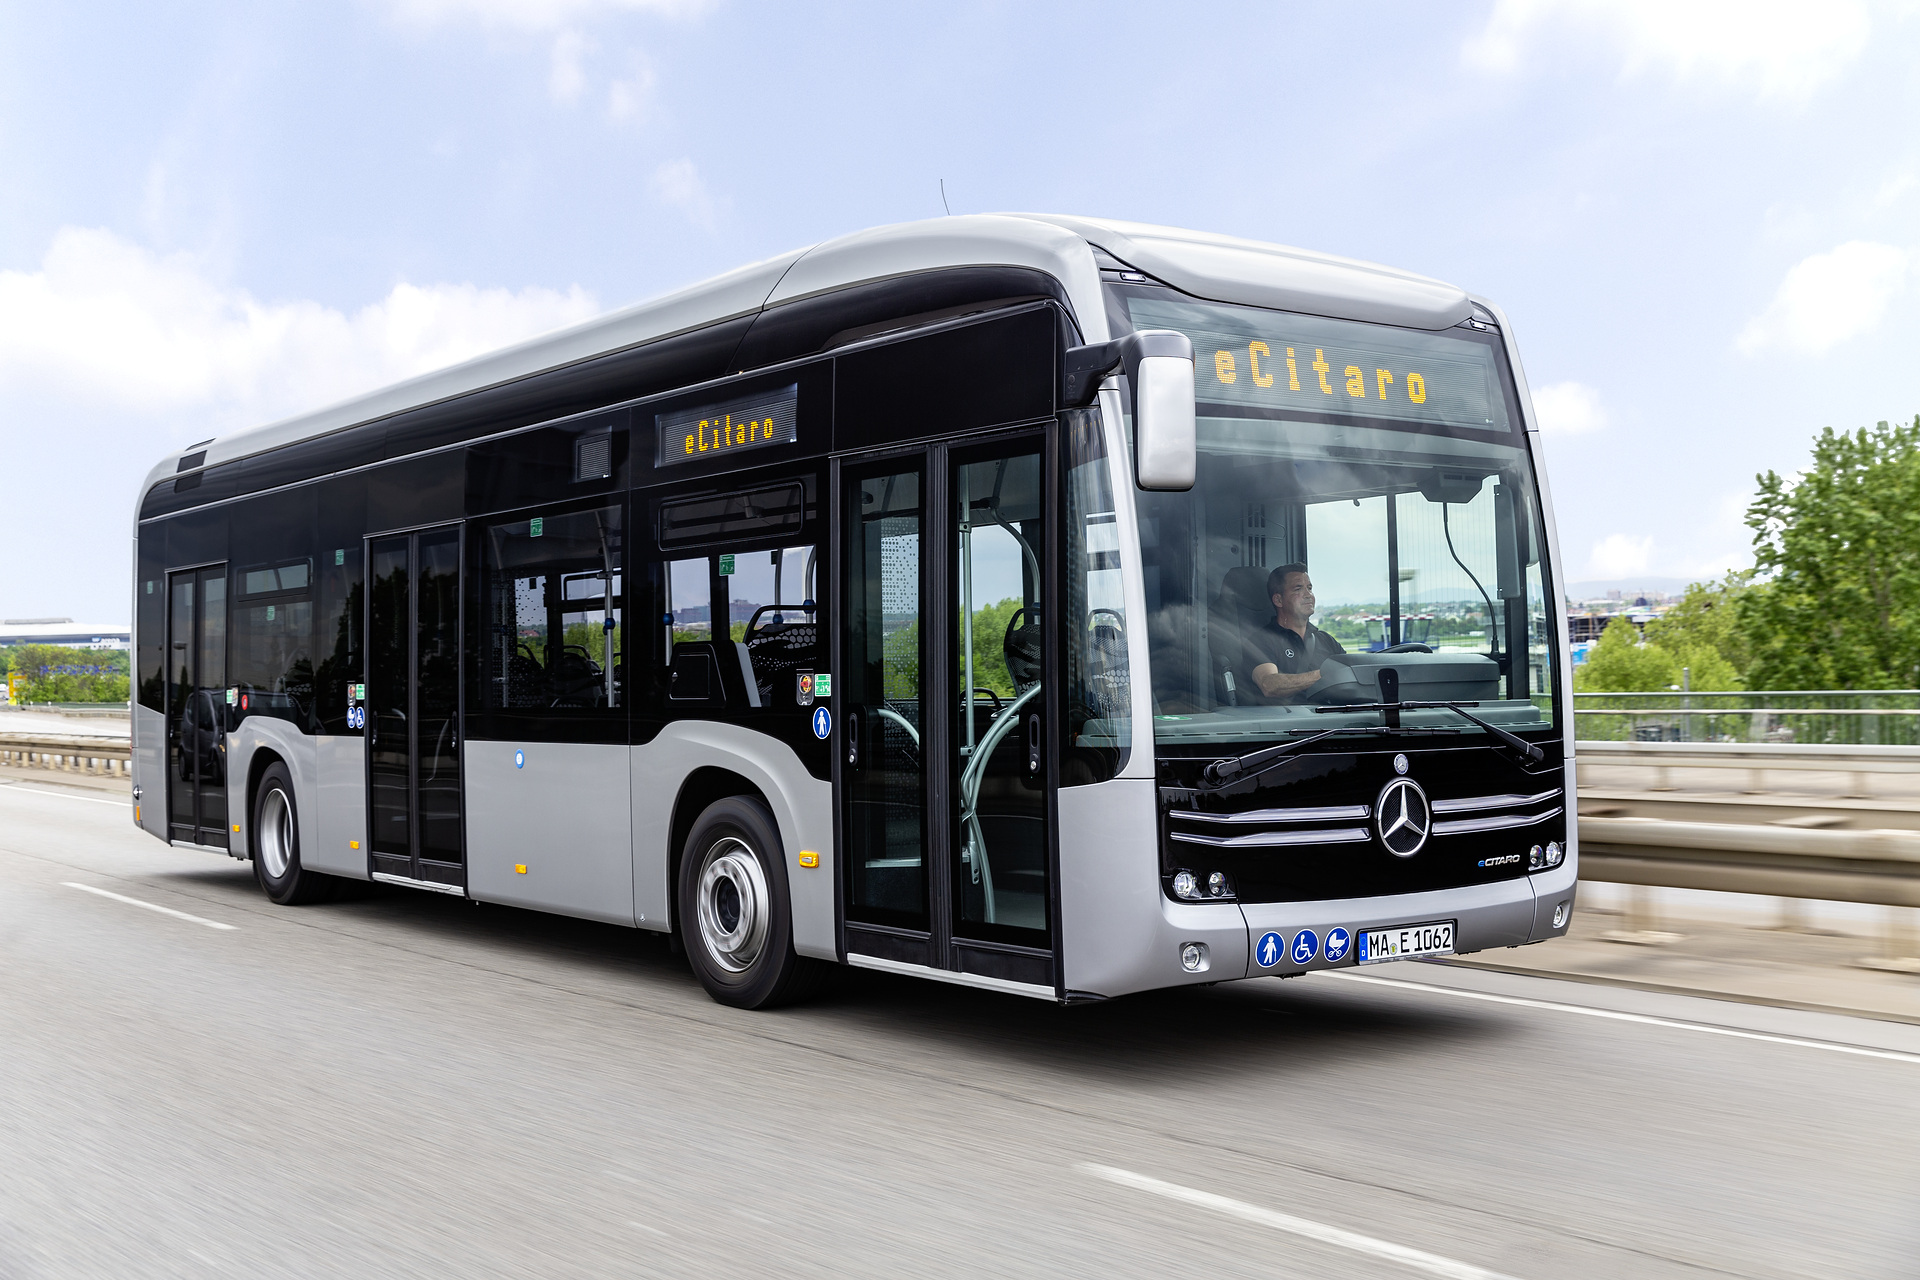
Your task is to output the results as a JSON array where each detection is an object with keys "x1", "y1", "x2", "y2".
[{"x1": 1375, "y1": 776, "x2": 1431, "y2": 857}]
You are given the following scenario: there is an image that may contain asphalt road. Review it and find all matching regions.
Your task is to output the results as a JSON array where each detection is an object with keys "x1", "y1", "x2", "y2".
[{"x1": 3, "y1": 774, "x2": 1918, "y2": 1280}]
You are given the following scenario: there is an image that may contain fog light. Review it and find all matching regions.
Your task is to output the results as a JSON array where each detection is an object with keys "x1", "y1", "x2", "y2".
[
  {"x1": 1207, "y1": 871, "x2": 1229, "y2": 898},
  {"x1": 1180, "y1": 941, "x2": 1210, "y2": 973},
  {"x1": 1527, "y1": 844, "x2": 1544, "y2": 870},
  {"x1": 1172, "y1": 870, "x2": 1199, "y2": 900},
  {"x1": 1545, "y1": 841, "x2": 1564, "y2": 868},
  {"x1": 1552, "y1": 901, "x2": 1571, "y2": 928}
]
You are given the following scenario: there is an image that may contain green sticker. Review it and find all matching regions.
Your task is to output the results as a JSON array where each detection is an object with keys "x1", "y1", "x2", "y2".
[
  {"x1": 335, "y1": 549, "x2": 345, "y2": 566},
  {"x1": 814, "y1": 673, "x2": 831, "y2": 697},
  {"x1": 530, "y1": 517, "x2": 544, "y2": 537},
  {"x1": 718, "y1": 553, "x2": 734, "y2": 576},
  {"x1": 266, "y1": 604, "x2": 276, "y2": 621}
]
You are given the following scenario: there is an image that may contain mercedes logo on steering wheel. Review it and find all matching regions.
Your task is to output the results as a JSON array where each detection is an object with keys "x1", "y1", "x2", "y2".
[{"x1": 1375, "y1": 776, "x2": 1431, "y2": 857}]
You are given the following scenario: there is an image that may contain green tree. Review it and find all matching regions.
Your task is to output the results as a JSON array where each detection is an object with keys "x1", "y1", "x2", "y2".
[
  {"x1": 1644, "y1": 571, "x2": 1750, "y2": 689},
  {"x1": 1575, "y1": 617, "x2": 1680, "y2": 692},
  {"x1": 1738, "y1": 416, "x2": 1920, "y2": 689},
  {"x1": 11, "y1": 644, "x2": 131, "y2": 703}
]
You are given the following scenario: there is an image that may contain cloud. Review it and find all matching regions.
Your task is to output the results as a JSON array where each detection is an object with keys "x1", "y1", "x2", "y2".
[
  {"x1": 0, "y1": 227, "x2": 600, "y2": 422},
  {"x1": 1737, "y1": 240, "x2": 1911, "y2": 356},
  {"x1": 607, "y1": 54, "x2": 656, "y2": 122},
  {"x1": 1465, "y1": 0, "x2": 1873, "y2": 98},
  {"x1": 1586, "y1": 533, "x2": 1654, "y2": 579},
  {"x1": 548, "y1": 30, "x2": 591, "y2": 102},
  {"x1": 1530, "y1": 381, "x2": 1607, "y2": 434},
  {"x1": 650, "y1": 158, "x2": 721, "y2": 231},
  {"x1": 379, "y1": 0, "x2": 713, "y2": 32}
]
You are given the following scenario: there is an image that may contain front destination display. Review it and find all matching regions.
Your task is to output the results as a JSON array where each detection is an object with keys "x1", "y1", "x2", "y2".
[{"x1": 127, "y1": 214, "x2": 1575, "y2": 1009}]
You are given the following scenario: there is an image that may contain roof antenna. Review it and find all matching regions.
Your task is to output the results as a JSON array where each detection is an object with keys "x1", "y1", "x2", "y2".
[{"x1": 940, "y1": 179, "x2": 951, "y2": 216}]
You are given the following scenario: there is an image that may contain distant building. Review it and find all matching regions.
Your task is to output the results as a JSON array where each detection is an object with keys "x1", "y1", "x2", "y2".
[{"x1": 0, "y1": 618, "x2": 131, "y2": 650}]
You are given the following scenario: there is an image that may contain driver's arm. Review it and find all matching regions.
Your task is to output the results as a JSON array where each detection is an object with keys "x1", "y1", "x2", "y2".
[{"x1": 1251, "y1": 663, "x2": 1322, "y2": 698}]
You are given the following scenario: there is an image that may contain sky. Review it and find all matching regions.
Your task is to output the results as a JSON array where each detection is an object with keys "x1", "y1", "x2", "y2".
[{"x1": 2, "y1": 0, "x2": 1918, "y2": 623}]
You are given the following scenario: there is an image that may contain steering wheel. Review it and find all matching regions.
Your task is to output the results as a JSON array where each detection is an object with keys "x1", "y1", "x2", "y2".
[{"x1": 1379, "y1": 642, "x2": 1433, "y2": 654}]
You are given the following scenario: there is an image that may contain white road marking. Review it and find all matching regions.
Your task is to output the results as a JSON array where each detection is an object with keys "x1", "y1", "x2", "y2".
[
  {"x1": 628, "y1": 1222, "x2": 668, "y2": 1237},
  {"x1": 62, "y1": 882, "x2": 237, "y2": 930},
  {"x1": 1324, "y1": 970, "x2": 1920, "y2": 1066},
  {"x1": 0, "y1": 782, "x2": 129, "y2": 806},
  {"x1": 1081, "y1": 1164, "x2": 1520, "y2": 1280}
]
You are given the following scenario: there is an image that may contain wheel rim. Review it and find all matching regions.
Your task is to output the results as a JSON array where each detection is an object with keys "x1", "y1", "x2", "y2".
[
  {"x1": 695, "y1": 836, "x2": 771, "y2": 974},
  {"x1": 259, "y1": 787, "x2": 294, "y2": 880}
]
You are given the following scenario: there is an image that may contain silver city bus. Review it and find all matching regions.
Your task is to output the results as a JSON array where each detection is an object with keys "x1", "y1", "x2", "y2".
[{"x1": 131, "y1": 215, "x2": 1576, "y2": 1007}]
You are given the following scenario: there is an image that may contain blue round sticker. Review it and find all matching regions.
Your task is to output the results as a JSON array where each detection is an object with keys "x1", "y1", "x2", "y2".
[
  {"x1": 1255, "y1": 931, "x2": 1284, "y2": 969},
  {"x1": 1324, "y1": 927, "x2": 1352, "y2": 964},
  {"x1": 514, "y1": 750, "x2": 525, "y2": 769},
  {"x1": 811, "y1": 707, "x2": 832, "y2": 740},
  {"x1": 1290, "y1": 929, "x2": 1320, "y2": 965}
]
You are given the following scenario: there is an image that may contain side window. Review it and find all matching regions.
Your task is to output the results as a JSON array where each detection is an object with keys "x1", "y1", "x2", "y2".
[
  {"x1": 726, "y1": 545, "x2": 821, "y2": 708},
  {"x1": 316, "y1": 544, "x2": 363, "y2": 735},
  {"x1": 232, "y1": 557, "x2": 315, "y2": 730},
  {"x1": 480, "y1": 505, "x2": 623, "y2": 711}
]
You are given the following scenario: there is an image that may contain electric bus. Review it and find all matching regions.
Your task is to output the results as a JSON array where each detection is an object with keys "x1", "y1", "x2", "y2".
[{"x1": 131, "y1": 215, "x2": 1576, "y2": 1007}]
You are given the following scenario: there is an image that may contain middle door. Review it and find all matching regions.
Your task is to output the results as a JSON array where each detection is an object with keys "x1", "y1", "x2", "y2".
[{"x1": 840, "y1": 435, "x2": 1053, "y2": 978}]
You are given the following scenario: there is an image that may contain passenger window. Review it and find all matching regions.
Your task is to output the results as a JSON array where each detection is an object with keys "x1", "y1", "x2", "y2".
[
  {"x1": 725, "y1": 545, "x2": 821, "y2": 708},
  {"x1": 665, "y1": 557, "x2": 717, "y2": 702},
  {"x1": 480, "y1": 505, "x2": 623, "y2": 710}
]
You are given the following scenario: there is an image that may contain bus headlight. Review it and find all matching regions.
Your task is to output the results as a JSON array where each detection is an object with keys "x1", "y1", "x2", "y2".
[
  {"x1": 1527, "y1": 845, "x2": 1544, "y2": 870},
  {"x1": 1207, "y1": 871, "x2": 1231, "y2": 898},
  {"x1": 1545, "y1": 841, "x2": 1564, "y2": 868},
  {"x1": 1180, "y1": 942, "x2": 1210, "y2": 972},
  {"x1": 1172, "y1": 870, "x2": 1199, "y2": 900}
]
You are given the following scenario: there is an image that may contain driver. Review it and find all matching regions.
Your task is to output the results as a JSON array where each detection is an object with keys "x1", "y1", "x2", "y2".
[{"x1": 1245, "y1": 563, "x2": 1346, "y2": 702}]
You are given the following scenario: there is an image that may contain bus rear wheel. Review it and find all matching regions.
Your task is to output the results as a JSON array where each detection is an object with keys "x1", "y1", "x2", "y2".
[
  {"x1": 252, "y1": 762, "x2": 336, "y2": 905},
  {"x1": 678, "y1": 796, "x2": 819, "y2": 1009}
]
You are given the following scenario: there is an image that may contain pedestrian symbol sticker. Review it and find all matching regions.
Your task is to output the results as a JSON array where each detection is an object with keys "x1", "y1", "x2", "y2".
[
  {"x1": 1291, "y1": 929, "x2": 1320, "y2": 965},
  {"x1": 811, "y1": 707, "x2": 832, "y2": 739},
  {"x1": 1256, "y1": 931, "x2": 1283, "y2": 969},
  {"x1": 1324, "y1": 927, "x2": 1351, "y2": 964}
]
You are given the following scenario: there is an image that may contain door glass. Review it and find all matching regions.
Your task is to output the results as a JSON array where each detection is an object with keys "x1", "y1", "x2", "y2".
[
  {"x1": 844, "y1": 469, "x2": 926, "y2": 928},
  {"x1": 416, "y1": 529, "x2": 462, "y2": 865},
  {"x1": 168, "y1": 576, "x2": 195, "y2": 835},
  {"x1": 728, "y1": 545, "x2": 821, "y2": 708},
  {"x1": 953, "y1": 450, "x2": 1048, "y2": 939},
  {"x1": 368, "y1": 537, "x2": 411, "y2": 860}
]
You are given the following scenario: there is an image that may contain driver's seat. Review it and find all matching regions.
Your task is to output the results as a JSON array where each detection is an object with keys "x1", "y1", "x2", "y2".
[{"x1": 1210, "y1": 566, "x2": 1274, "y2": 706}]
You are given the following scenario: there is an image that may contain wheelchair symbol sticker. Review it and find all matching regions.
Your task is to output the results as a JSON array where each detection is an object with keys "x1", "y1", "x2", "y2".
[
  {"x1": 1256, "y1": 931, "x2": 1283, "y2": 968},
  {"x1": 812, "y1": 707, "x2": 832, "y2": 739},
  {"x1": 1291, "y1": 929, "x2": 1320, "y2": 965}
]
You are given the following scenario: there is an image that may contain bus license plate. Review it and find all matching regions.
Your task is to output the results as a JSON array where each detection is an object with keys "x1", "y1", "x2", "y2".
[{"x1": 1358, "y1": 921, "x2": 1455, "y2": 964}]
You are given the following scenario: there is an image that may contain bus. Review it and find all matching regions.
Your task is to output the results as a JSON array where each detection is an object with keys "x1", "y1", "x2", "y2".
[{"x1": 131, "y1": 214, "x2": 1575, "y2": 1008}]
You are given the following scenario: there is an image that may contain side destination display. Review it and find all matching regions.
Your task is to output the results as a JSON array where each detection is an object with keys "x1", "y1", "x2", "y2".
[{"x1": 657, "y1": 382, "x2": 799, "y2": 467}]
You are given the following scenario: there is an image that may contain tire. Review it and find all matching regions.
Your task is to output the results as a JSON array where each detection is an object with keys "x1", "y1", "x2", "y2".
[
  {"x1": 252, "y1": 762, "x2": 336, "y2": 905},
  {"x1": 677, "y1": 796, "x2": 822, "y2": 1009}
]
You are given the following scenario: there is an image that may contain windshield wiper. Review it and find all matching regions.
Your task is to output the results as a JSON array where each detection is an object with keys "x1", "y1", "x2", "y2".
[
  {"x1": 1313, "y1": 700, "x2": 1545, "y2": 763},
  {"x1": 1199, "y1": 724, "x2": 1461, "y2": 790}
]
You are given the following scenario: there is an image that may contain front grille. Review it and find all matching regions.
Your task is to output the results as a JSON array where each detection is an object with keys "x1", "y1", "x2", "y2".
[{"x1": 1157, "y1": 748, "x2": 1567, "y2": 904}]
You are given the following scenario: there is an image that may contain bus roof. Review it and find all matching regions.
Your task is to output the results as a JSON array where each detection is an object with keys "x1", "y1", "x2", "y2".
[{"x1": 142, "y1": 214, "x2": 1472, "y2": 493}]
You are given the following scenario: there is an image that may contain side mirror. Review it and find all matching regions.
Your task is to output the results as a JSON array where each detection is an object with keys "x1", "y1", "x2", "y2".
[{"x1": 1061, "y1": 329, "x2": 1196, "y2": 491}]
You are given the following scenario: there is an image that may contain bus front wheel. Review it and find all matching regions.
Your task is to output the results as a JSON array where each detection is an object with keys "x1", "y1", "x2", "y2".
[{"x1": 678, "y1": 796, "x2": 819, "y2": 1009}]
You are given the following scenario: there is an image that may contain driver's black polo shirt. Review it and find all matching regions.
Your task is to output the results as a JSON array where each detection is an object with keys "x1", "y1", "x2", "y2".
[{"x1": 1242, "y1": 619, "x2": 1346, "y2": 703}]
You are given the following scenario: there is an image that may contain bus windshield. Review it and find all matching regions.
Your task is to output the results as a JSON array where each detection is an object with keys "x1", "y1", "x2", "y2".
[{"x1": 1120, "y1": 291, "x2": 1558, "y2": 748}]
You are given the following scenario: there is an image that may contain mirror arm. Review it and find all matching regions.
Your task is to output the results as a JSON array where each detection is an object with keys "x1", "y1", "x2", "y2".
[{"x1": 1060, "y1": 330, "x2": 1193, "y2": 410}]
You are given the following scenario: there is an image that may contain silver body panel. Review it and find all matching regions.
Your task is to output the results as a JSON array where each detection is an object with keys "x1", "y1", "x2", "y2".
[
  {"x1": 309, "y1": 735, "x2": 370, "y2": 878},
  {"x1": 466, "y1": 739, "x2": 634, "y2": 926},
  {"x1": 222, "y1": 717, "x2": 316, "y2": 863},
  {"x1": 131, "y1": 703, "x2": 168, "y2": 839},
  {"x1": 1058, "y1": 777, "x2": 1251, "y2": 997},
  {"x1": 630, "y1": 722, "x2": 835, "y2": 959}
]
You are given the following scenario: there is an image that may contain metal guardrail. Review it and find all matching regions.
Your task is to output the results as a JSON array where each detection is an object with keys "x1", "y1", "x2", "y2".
[
  {"x1": 1574, "y1": 689, "x2": 1920, "y2": 746},
  {"x1": 0, "y1": 733, "x2": 132, "y2": 778}
]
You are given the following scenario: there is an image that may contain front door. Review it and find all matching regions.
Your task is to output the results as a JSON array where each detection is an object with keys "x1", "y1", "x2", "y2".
[
  {"x1": 839, "y1": 435, "x2": 1054, "y2": 982},
  {"x1": 366, "y1": 526, "x2": 465, "y2": 889},
  {"x1": 166, "y1": 565, "x2": 228, "y2": 847}
]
